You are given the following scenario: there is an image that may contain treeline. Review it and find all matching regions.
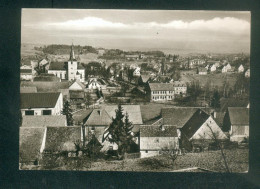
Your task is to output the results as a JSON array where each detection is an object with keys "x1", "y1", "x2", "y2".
[{"x1": 38, "y1": 44, "x2": 97, "y2": 55}]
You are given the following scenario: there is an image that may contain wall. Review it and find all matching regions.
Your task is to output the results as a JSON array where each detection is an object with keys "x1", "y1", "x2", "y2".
[
  {"x1": 21, "y1": 108, "x2": 55, "y2": 116},
  {"x1": 231, "y1": 125, "x2": 249, "y2": 137},
  {"x1": 151, "y1": 90, "x2": 174, "y2": 101},
  {"x1": 140, "y1": 137, "x2": 179, "y2": 158},
  {"x1": 48, "y1": 70, "x2": 66, "y2": 80},
  {"x1": 20, "y1": 74, "x2": 32, "y2": 81}
]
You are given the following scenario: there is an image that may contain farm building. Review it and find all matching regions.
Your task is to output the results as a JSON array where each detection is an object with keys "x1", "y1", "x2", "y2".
[
  {"x1": 223, "y1": 107, "x2": 249, "y2": 142},
  {"x1": 139, "y1": 125, "x2": 179, "y2": 158},
  {"x1": 20, "y1": 92, "x2": 63, "y2": 116},
  {"x1": 69, "y1": 80, "x2": 85, "y2": 100},
  {"x1": 159, "y1": 107, "x2": 227, "y2": 151}
]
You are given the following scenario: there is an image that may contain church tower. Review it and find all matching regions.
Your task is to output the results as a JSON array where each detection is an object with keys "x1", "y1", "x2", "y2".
[{"x1": 68, "y1": 43, "x2": 78, "y2": 81}]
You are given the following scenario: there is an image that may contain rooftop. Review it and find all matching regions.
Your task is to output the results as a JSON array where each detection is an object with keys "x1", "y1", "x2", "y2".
[
  {"x1": 140, "y1": 125, "x2": 178, "y2": 137},
  {"x1": 44, "y1": 126, "x2": 81, "y2": 152},
  {"x1": 49, "y1": 62, "x2": 67, "y2": 70},
  {"x1": 228, "y1": 107, "x2": 249, "y2": 126},
  {"x1": 21, "y1": 115, "x2": 67, "y2": 127},
  {"x1": 20, "y1": 87, "x2": 37, "y2": 93},
  {"x1": 149, "y1": 83, "x2": 175, "y2": 91},
  {"x1": 20, "y1": 92, "x2": 61, "y2": 109}
]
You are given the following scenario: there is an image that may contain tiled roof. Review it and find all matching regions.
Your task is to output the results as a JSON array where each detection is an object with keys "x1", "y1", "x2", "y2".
[
  {"x1": 161, "y1": 107, "x2": 211, "y2": 128},
  {"x1": 85, "y1": 109, "x2": 112, "y2": 126},
  {"x1": 73, "y1": 109, "x2": 93, "y2": 123},
  {"x1": 181, "y1": 109, "x2": 210, "y2": 139},
  {"x1": 21, "y1": 115, "x2": 67, "y2": 127},
  {"x1": 20, "y1": 87, "x2": 37, "y2": 93},
  {"x1": 33, "y1": 75, "x2": 61, "y2": 82},
  {"x1": 20, "y1": 81, "x2": 69, "y2": 92},
  {"x1": 44, "y1": 126, "x2": 81, "y2": 152},
  {"x1": 173, "y1": 81, "x2": 187, "y2": 87},
  {"x1": 228, "y1": 107, "x2": 249, "y2": 126},
  {"x1": 20, "y1": 92, "x2": 61, "y2": 109},
  {"x1": 49, "y1": 62, "x2": 67, "y2": 70},
  {"x1": 140, "y1": 125, "x2": 178, "y2": 137},
  {"x1": 149, "y1": 83, "x2": 175, "y2": 91},
  {"x1": 103, "y1": 105, "x2": 143, "y2": 125},
  {"x1": 19, "y1": 127, "x2": 45, "y2": 162},
  {"x1": 20, "y1": 69, "x2": 32, "y2": 74}
]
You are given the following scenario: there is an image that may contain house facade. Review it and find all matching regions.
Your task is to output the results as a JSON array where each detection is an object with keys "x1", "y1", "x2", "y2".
[
  {"x1": 140, "y1": 125, "x2": 179, "y2": 158},
  {"x1": 20, "y1": 92, "x2": 63, "y2": 116},
  {"x1": 133, "y1": 67, "x2": 141, "y2": 77},
  {"x1": 173, "y1": 81, "x2": 187, "y2": 96},
  {"x1": 208, "y1": 64, "x2": 217, "y2": 72},
  {"x1": 221, "y1": 65, "x2": 228, "y2": 73},
  {"x1": 245, "y1": 69, "x2": 250, "y2": 78},
  {"x1": 238, "y1": 64, "x2": 244, "y2": 73},
  {"x1": 223, "y1": 107, "x2": 249, "y2": 142},
  {"x1": 149, "y1": 83, "x2": 175, "y2": 101},
  {"x1": 198, "y1": 68, "x2": 207, "y2": 75}
]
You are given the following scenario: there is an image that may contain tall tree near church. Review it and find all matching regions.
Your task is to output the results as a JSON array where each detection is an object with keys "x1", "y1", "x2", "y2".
[{"x1": 61, "y1": 101, "x2": 74, "y2": 126}]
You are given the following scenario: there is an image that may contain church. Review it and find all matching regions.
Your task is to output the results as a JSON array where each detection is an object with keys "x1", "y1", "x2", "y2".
[{"x1": 48, "y1": 44, "x2": 85, "y2": 82}]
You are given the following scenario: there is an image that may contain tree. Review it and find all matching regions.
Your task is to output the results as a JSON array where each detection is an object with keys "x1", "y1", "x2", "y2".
[
  {"x1": 127, "y1": 68, "x2": 134, "y2": 82},
  {"x1": 61, "y1": 101, "x2": 74, "y2": 126},
  {"x1": 103, "y1": 105, "x2": 134, "y2": 158},
  {"x1": 85, "y1": 92, "x2": 92, "y2": 109},
  {"x1": 187, "y1": 81, "x2": 201, "y2": 102},
  {"x1": 211, "y1": 90, "x2": 221, "y2": 109},
  {"x1": 120, "y1": 83, "x2": 129, "y2": 96}
]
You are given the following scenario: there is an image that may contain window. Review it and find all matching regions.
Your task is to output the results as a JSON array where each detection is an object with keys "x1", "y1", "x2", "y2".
[
  {"x1": 25, "y1": 110, "x2": 34, "y2": 115},
  {"x1": 145, "y1": 150, "x2": 148, "y2": 153},
  {"x1": 42, "y1": 110, "x2": 52, "y2": 115}
]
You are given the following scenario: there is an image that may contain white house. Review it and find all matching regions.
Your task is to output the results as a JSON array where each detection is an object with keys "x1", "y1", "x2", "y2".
[
  {"x1": 133, "y1": 67, "x2": 141, "y2": 76},
  {"x1": 20, "y1": 92, "x2": 63, "y2": 116},
  {"x1": 238, "y1": 64, "x2": 245, "y2": 73},
  {"x1": 198, "y1": 68, "x2": 208, "y2": 75},
  {"x1": 221, "y1": 65, "x2": 228, "y2": 73},
  {"x1": 225, "y1": 63, "x2": 232, "y2": 71},
  {"x1": 140, "y1": 125, "x2": 179, "y2": 158},
  {"x1": 173, "y1": 81, "x2": 187, "y2": 96},
  {"x1": 245, "y1": 69, "x2": 250, "y2": 78},
  {"x1": 208, "y1": 64, "x2": 217, "y2": 72}
]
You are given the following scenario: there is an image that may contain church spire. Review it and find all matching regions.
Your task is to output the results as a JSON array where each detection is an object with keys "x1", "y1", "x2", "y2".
[{"x1": 69, "y1": 43, "x2": 76, "y2": 61}]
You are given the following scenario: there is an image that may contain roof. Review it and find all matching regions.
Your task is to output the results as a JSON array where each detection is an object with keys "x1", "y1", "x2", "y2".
[
  {"x1": 181, "y1": 109, "x2": 210, "y2": 139},
  {"x1": 69, "y1": 91, "x2": 85, "y2": 99},
  {"x1": 33, "y1": 75, "x2": 61, "y2": 82},
  {"x1": 173, "y1": 81, "x2": 187, "y2": 87},
  {"x1": 77, "y1": 63, "x2": 85, "y2": 69},
  {"x1": 141, "y1": 75, "x2": 151, "y2": 83},
  {"x1": 73, "y1": 109, "x2": 93, "y2": 123},
  {"x1": 20, "y1": 92, "x2": 61, "y2": 109},
  {"x1": 20, "y1": 81, "x2": 69, "y2": 92},
  {"x1": 140, "y1": 125, "x2": 178, "y2": 137},
  {"x1": 20, "y1": 69, "x2": 32, "y2": 74},
  {"x1": 85, "y1": 109, "x2": 112, "y2": 126},
  {"x1": 220, "y1": 98, "x2": 249, "y2": 112},
  {"x1": 21, "y1": 115, "x2": 67, "y2": 127},
  {"x1": 49, "y1": 62, "x2": 67, "y2": 70},
  {"x1": 161, "y1": 107, "x2": 211, "y2": 128},
  {"x1": 19, "y1": 127, "x2": 45, "y2": 162},
  {"x1": 44, "y1": 126, "x2": 81, "y2": 152},
  {"x1": 20, "y1": 87, "x2": 37, "y2": 93},
  {"x1": 69, "y1": 80, "x2": 85, "y2": 90},
  {"x1": 198, "y1": 68, "x2": 207, "y2": 72},
  {"x1": 228, "y1": 107, "x2": 249, "y2": 125},
  {"x1": 103, "y1": 105, "x2": 143, "y2": 125},
  {"x1": 149, "y1": 83, "x2": 175, "y2": 91}
]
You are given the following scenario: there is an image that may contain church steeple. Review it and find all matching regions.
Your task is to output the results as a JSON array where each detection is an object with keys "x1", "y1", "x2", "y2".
[{"x1": 69, "y1": 43, "x2": 76, "y2": 61}]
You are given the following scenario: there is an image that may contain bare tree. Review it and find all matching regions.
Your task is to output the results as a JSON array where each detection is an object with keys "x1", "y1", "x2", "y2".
[{"x1": 162, "y1": 140, "x2": 179, "y2": 168}]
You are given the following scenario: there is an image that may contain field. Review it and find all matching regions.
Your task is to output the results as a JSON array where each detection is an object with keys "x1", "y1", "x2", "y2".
[
  {"x1": 22, "y1": 148, "x2": 248, "y2": 172},
  {"x1": 180, "y1": 70, "x2": 238, "y2": 88}
]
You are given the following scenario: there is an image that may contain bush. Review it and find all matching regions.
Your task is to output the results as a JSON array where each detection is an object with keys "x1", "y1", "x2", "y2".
[{"x1": 139, "y1": 157, "x2": 168, "y2": 169}]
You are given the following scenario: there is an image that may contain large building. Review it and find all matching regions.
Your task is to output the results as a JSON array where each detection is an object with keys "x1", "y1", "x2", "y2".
[
  {"x1": 149, "y1": 83, "x2": 175, "y2": 101},
  {"x1": 48, "y1": 44, "x2": 85, "y2": 82}
]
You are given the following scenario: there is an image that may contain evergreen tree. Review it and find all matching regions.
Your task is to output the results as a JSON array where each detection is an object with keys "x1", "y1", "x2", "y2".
[
  {"x1": 211, "y1": 91, "x2": 221, "y2": 109},
  {"x1": 85, "y1": 92, "x2": 92, "y2": 109},
  {"x1": 103, "y1": 104, "x2": 134, "y2": 157},
  {"x1": 61, "y1": 101, "x2": 74, "y2": 126}
]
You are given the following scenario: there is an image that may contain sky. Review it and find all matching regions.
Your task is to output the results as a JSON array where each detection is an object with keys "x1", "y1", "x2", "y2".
[{"x1": 21, "y1": 9, "x2": 251, "y2": 54}]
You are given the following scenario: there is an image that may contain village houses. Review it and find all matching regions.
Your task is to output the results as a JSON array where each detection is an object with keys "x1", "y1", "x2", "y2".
[
  {"x1": 238, "y1": 64, "x2": 245, "y2": 73},
  {"x1": 172, "y1": 81, "x2": 187, "y2": 96}
]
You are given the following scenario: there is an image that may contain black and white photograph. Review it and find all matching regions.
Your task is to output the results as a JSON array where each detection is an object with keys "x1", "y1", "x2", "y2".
[{"x1": 19, "y1": 9, "x2": 250, "y2": 172}]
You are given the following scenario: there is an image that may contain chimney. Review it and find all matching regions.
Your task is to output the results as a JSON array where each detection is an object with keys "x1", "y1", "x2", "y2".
[{"x1": 97, "y1": 110, "x2": 101, "y2": 115}]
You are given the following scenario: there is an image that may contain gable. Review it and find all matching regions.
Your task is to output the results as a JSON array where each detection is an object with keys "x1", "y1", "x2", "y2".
[
  {"x1": 69, "y1": 81, "x2": 85, "y2": 90},
  {"x1": 191, "y1": 117, "x2": 227, "y2": 140}
]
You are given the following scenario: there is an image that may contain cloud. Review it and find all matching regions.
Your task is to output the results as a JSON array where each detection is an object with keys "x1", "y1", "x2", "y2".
[{"x1": 32, "y1": 16, "x2": 250, "y2": 35}]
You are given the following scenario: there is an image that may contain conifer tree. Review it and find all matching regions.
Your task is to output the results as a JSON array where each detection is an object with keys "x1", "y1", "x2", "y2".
[{"x1": 61, "y1": 100, "x2": 74, "y2": 126}]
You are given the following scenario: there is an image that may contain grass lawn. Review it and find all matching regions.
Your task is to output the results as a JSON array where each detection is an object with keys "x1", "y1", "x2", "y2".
[{"x1": 25, "y1": 148, "x2": 247, "y2": 172}]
